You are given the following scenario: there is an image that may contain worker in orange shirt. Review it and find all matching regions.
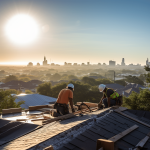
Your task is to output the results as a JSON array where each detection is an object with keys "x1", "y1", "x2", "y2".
[{"x1": 54, "y1": 83, "x2": 75, "y2": 115}]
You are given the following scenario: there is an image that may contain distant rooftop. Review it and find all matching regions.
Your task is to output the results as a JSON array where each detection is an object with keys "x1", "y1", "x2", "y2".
[{"x1": 15, "y1": 94, "x2": 56, "y2": 109}]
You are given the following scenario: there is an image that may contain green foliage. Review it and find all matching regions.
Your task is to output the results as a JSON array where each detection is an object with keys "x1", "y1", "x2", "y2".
[
  {"x1": 51, "y1": 82, "x2": 67, "y2": 97},
  {"x1": 0, "y1": 90, "x2": 24, "y2": 112},
  {"x1": 123, "y1": 89, "x2": 150, "y2": 111},
  {"x1": 37, "y1": 82, "x2": 52, "y2": 96},
  {"x1": 25, "y1": 90, "x2": 33, "y2": 94},
  {"x1": 50, "y1": 73, "x2": 61, "y2": 81},
  {"x1": 144, "y1": 65, "x2": 150, "y2": 71},
  {"x1": 115, "y1": 80, "x2": 126, "y2": 86},
  {"x1": 125, "y1": 75, "x2": 144, "y2": 85},
  {"x1": 81, "y1": 77, "x2": 96, "y2": 86},
  {"x1": 37, "y1": 81, "x2": 102, "y2": 104},
  {"x1": 96, "y1": 78, "x2": 113, "y2": 85},
  {"x1": 19, "y1": 77, "x2": 31, "y2": 82},
  {"x1": 4, "y1": 75, "x2": 18, "y2": 83},
  {"x1": 5, "y1": 89, "x2": 21, "y2": 95}
]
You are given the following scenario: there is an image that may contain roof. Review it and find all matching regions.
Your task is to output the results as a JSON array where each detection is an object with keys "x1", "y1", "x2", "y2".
[
  {"x1": 0, "y1": 80, "x2": 43, "y2": 90},
  {"x1": 1, "y1": 107, "x2": 150, "y2": 150},
  {"x1": 58, "y1": 110, "x2": 150, "y2": 150},
  {"x1": 0, "y1": 119, "x2": 40, "y2": 146},
  {"x1": 105, "y1": 83, "x2": 124, "y2": 90},
  {"x1": 15, "y1": 94, "x2": 57, "y2": 109}
]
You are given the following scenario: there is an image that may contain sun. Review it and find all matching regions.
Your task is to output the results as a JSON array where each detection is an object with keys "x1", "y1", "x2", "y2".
[{"x1": 5, "y1": 14, "x2": 39, "y2": 45}]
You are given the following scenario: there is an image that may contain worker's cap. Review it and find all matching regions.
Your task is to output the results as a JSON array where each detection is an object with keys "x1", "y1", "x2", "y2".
[
  {"x1": 67, "y1": 83, "x2": 74, "y2": 90},
  {"x1": 98, "y1": 84, "x2": 106, "y2": 92}
]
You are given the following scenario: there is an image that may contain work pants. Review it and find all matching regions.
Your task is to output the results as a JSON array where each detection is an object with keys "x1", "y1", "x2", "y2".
[
  {"x1": 102, "y1": 98, "x2": 116, "y2": 108},
  {"x1": 54, "y1": 103, "x2": 69, "y2": 116}
]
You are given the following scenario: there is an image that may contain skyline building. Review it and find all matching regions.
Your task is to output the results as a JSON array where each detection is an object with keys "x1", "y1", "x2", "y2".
[
  {"x1": 121, "y1": 58, "x2": 125, "y2": 66},
  {"x1": 109, "y1": 60, "x2": 116, "y2": 66},
  {"x1": 43, "y1": 56, "x2": 48, "y2": 66}
]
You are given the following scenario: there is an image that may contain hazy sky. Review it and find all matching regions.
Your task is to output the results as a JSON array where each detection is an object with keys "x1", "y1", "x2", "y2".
[{"x1": 0, "y1": 0, "x2": 150, "y2": 65}]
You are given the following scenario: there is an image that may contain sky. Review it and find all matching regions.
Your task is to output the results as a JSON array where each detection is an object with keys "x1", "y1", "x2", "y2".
[{"x1": 0, "y1": 0, "x2": 150, "y2": 65}]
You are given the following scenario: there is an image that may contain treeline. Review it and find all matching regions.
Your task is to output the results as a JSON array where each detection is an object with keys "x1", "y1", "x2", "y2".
[
  {"x1": 37, "y1": 78, "x2": 113, "y2": 104},
  {"x1": 0, "y1": 90, "x2": 24, "y2": 112}
]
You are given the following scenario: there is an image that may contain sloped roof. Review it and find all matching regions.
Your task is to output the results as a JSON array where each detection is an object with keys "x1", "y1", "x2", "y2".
[
  {"x1": 58, "y1": 110, "x2": 150, "y2": 150},
  {"x1": 1, "y1": 107, "x2": 150, "y2": 150},
  {"x1": 0, "y1": 119, "x2": 40, "y2": 146},
  {"x1": 105, "y1": 83, "x2": 124, "y2": 90},
  {"x1": 0, "y1": 80, "x2": 43, "y2": 89},
  {"x1": 15, "y1": 94, "x2": 57, "y2": 109}
]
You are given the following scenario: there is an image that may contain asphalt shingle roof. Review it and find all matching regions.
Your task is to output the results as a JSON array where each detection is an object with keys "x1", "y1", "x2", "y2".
[{"x1": 15, "y1": 94, "x2": 57, "y2": 109}]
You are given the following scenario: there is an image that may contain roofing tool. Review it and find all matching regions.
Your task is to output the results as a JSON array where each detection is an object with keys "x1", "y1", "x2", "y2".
[{"x1": 75, "y1": 101, "x2": 93, "y2": 115}]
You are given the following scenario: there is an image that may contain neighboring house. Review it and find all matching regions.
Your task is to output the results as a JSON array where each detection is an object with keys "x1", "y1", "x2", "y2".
[
  {"x1": 105, "y1": 83, "x2": 125, "y2": 90},
  {"x1": 0, "y1": 80, "x2": 43, "y2": 93},
  {"x1": 15, "y1": 93, "x2": 57, "y2": 109},
  {"x1": 116, "y1": 83, "x2": 146, "y2": 97}
]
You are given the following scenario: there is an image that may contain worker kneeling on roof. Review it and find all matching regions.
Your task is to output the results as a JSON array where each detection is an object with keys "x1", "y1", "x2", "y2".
[
  {"x1": 54, "y1": 83, "x2": 75, "y2": 115},
  {"x1": 98, "y1": 84, "x2": 121, "y2": 108}
]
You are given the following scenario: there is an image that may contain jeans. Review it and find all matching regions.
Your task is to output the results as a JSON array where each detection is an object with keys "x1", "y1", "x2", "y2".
[{"x1": 102, "y1": 98, "x2": 116, "y2": 108}]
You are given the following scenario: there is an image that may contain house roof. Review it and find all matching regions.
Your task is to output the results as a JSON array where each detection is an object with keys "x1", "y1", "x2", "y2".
[
  {"x1": 15, "y1": 94, "x2": 57, "y2": 109},
  {"x1": 0, "y1": 119, "x2": 41, "y2": 146},
  {"x1": 105, "y1": 83, "x2": 124, "y2": 90},
  {"x1": 58, "y1": 110, "x2": 150, "y2": 150},
  {"x1": 1, "y1": 107, "x2": 150, "y2": 150},
  {"x1": 0, "y1": 80, "x2": 43, "y2": 90}
]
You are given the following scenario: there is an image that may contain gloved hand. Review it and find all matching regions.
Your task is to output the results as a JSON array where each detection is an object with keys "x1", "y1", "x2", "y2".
[{"x1": 72, "y1": 108, "x2": 75, "y2": 113}]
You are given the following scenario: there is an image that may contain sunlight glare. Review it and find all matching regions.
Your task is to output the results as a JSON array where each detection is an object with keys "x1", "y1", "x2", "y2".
[{"x1": 5, "y1": 14, "x2": 39, "y2": 45}]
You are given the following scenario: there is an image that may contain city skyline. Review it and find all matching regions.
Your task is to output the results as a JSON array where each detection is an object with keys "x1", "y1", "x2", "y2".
[
  {"x1": 26, "y1": 56, "x2": 143, "y2": 66},
  {"x1": 0, "y1": 0, "x2": 150, "y2": 65}
]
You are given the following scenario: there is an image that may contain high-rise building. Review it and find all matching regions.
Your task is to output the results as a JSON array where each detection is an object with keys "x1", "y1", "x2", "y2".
[
  {"x1": 146, "y1": 58, "x2": 149, "y2": 65},
  {"x1": 121, "y1": 58, "x2": 125, "y2": 66},
  {"x1": 109, "y1": 60, "x2": 116, "y2": 66},
  {"x1": 43, "y1": 56, "x2": 48, "y2": 66}
]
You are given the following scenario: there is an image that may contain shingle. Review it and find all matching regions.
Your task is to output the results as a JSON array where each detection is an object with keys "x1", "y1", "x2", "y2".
[
  {"x1": 122, "y1": 134, "x2": 140, "y2": 146},
  {"x1": 59, "y1": 147, "x2": 70, "y2": 150},
  {"x1": 64, "y1": 143, "x2": 76, "y2": 150},
  {"x1": 76, "y1": 135, "x2": 88, "y2": 142}
]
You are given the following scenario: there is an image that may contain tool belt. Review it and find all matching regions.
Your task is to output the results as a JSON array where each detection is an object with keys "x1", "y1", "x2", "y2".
[
  {"x1": 113, "y1": 95, "x2": 123, "y2": 106},
  {"x1": 54, "y1": 102, "x2": 69, "y2": 114}
]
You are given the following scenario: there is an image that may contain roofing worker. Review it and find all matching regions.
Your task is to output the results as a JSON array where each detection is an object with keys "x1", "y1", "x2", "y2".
[
  {"x1": 98, "y1": 84, "x2": 120, "y2": 108},
  {"x1": 54, "y1": 83, "x2": 75, "y2": 115}
]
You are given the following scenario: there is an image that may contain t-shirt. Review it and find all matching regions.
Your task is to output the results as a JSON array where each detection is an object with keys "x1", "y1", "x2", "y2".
[
  {"x1": 103, "y1": 88, "x2": 114, "y2": 98},
  {"x1": 57, "y1": 88, "x2": 73, "y2": 104}
]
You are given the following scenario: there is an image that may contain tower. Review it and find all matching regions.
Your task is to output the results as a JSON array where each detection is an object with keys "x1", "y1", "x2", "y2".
[
  {"x1": 121, "y1": 58, "x2": 125, "y2": 66},
  {"x1": 146, "y1": 58, "x2": 149, "y2": 65},
  {"x1": 43, "y1": 56, "x2": 48, "y2": 66}
]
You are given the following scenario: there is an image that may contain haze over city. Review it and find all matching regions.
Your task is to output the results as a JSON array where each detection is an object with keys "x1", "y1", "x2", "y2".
[{"x1": 0, "y1": 0, "x2": 150, "y2": 65}]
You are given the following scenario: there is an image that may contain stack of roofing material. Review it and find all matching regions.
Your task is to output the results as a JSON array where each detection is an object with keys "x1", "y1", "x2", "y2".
[
  {"x1": 15, "y1": 94, "x2": 57, "y2": 109},
  {"x1": 0, "y1": 119, "x2": 41, "y2": 146}
]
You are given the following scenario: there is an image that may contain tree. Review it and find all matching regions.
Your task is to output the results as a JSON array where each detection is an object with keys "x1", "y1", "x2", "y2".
[
  {"x1": 115, "y1": 80, "x2": 126, "y2": 86},
  {"x1": 0, "y1": 90, "x2": 24, "y2": 112},
  {"x1": 81, "y1": 77, "x2": 96, "y2": 86},
  {"x1": 125, "y1": 75, "x2": 144, "y2": 85},
  {"x1": 96, "y1": 78, "x2": 113, "y2": 85},
  {"x1": 4, "y1": 75, "x2": 18, "y2": 83},
  {"x1": 37, "y1": 82, "x2": 52, "y2": 96},
  {"x1": 19, "y1": 77, "x2": 31, "y2": 82},
  {"x1": 25, "y1": 90, "x2": 33, "y2": 94},
  {"x1": 50, "y1": 73, "x2": 61, "y2": 81},
  {"x1": 123, "y1": 89, "x2": 150, "y2": 111}
]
